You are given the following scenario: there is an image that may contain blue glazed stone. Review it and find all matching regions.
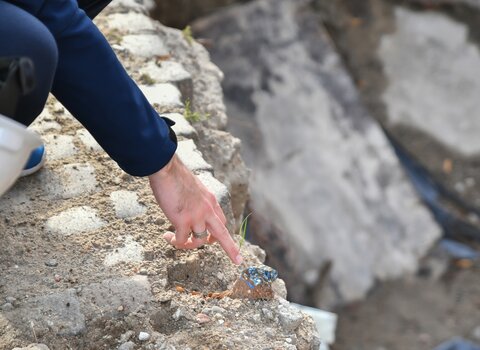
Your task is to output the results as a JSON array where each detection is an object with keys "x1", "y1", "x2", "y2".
[{"x1": 240, "y1": 266, "x2": 278, "y2": 289}]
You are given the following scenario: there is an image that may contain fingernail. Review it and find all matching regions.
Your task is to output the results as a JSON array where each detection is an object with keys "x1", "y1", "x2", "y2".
[{"x1": 234, "y1": 254, "x2": 243, "y2": 265}]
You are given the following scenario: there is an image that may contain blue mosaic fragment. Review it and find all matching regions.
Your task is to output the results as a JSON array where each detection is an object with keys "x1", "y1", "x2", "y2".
[{"x1": 240, "y1": 266, "x2": 278, "y2": 289}]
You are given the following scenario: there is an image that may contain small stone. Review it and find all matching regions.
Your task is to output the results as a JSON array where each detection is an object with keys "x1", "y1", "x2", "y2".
[
  {"x1": 139, "y1": 268, "x2": 148, "y2": 276},
  {"x1": 211, "y1": 306, "x2": 225, "y2": 314},
  {"x1": 138, "y1": 332, "x2": 150, "y2": 341},
  {"x1": 264, "y1": 328, "x2": 275, "y2": 338},
  {"x1": 252, "y1": 314, "x2": 261, "y2": 323},
  {"x1": 120, "y1": 330, "x2": 135, "y2": 343},
  {"x1": 172, "y1": 308, "x2": 186, "y2": 321},
  {"x1": 1, "y1": 302, "x2": 14, "y2": 311},
  {"x1": 277, "y1": 304, "x2": 303, "y2": 332},
  {"x1": 45, "y1": 259, "x2": 58, "y2": 267},
  {"x1": 262, "y1": 308, "x2": 274, "y2": 321},
  {"x1": 218, "y1": 319, "x2": 225, "y2": 325},
  {"x1": 54, "y1": 274, "x2": 62, "y2": 282},
  {"x1": 196, "y1": 313, "x2": 211, "y2": 324},
  {"x1": 118, "y1": 341, "x2": 136, "y2": 350},
  {"x1": 5, "y1": 296, "x2": 16, "y2": 304},
  {"x1": 201, "y1": 307, "x2": 213, "y2": 315},
  {"x1": 118, "y1": 305, "x2": 124, "y2": 312}
]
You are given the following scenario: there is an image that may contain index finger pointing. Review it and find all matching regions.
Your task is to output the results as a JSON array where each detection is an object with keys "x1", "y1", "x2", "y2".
[{"x1": 207, "y1": 216, "x2": 242, "y2": 265}]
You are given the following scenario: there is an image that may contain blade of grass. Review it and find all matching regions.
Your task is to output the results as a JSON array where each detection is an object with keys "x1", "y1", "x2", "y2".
[{"x1": 239, "y1": 213, "x2": 252, "y2": 248}]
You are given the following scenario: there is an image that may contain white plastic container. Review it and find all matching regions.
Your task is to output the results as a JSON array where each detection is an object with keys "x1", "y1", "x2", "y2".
[{"x1": 0, "y1": 114, "x2": 42, "y2": 196}]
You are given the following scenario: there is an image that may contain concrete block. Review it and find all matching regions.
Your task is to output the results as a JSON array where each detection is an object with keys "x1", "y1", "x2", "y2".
[
  {"x1": 110, "y1": 190, "x2": 146, "y2": 219},
  {"x1": 44, "y1": 135, "x2": 77, "y2": 160},
  {"x1": 46, "y1": 206, "x2": 105, "y2": 236},
  {"x1": 106, "y1": 0, "x2": 154, "y2": 13},
  {"x1": 162, "y1": 113, "x2": 196, "y2": 138},
  {"x1": 177, "y1": 140, "x2": 212, "y2": 172},
  {"x1": 105, "y1": 13, "x2": 155, "y2": 33},
  {"x1": 19, "y1": 289, "x2": 86, "y2": 336},
  {"x1": 62, "y1": 163, "x2": 98, "y2": 199},
  {"x1": 139, "y1": 83, "x2": 183, "y2": 109},
  {"x1": 104, "y1": 236, "x2": 144, "y2": 266},
  {"x1": 80, "y1": 276, "x2": 152, "y2": 317},
  {"x1": 139, "y1": 61, "x2": 193, "y2": 101},
  {"x1": 122, "y1": 34, "x2": 169, "y2": 58}
]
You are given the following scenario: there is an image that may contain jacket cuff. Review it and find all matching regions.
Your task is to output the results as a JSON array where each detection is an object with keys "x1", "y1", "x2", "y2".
[{"x1": 117, "y1": 116, "x2": 178, "y2": 177}]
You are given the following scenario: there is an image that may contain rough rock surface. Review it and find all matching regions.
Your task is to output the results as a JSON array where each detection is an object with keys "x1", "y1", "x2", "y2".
[
  {"x1": 379, "y1": 6, "x2": 480, "y2": 156},
  {"x1": 193, "y1": 0, "x2": 441, "y2": 306},
  {"x1": 0, "y1": 1, "x2": 318, "y2": 349},
  {"x1": 314, "y1": 0, "x2": 480, "y2": 229}
]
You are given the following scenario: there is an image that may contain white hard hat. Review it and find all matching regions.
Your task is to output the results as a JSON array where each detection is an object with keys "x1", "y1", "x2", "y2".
[{"x1": 0, "y1": 114, "x2": 42, "y2": 196}]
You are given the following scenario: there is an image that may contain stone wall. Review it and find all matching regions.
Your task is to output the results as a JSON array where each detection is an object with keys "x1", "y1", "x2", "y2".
[{"x1": 0, "y1": 1, "x2": 320, "y2": 349}]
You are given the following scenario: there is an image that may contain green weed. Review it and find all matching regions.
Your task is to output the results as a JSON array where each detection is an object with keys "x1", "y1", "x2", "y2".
[
  {"x1": 139, "y1": 73, "x2": 155, "y2": 85},
  {"x1": 182, "y1": 25, "x2": 194, "y2": 45},
  {"x1": 239, "y1": 213, "x2": 252, "y2": 249},
  {"x1": 184, "y1": 99, "x2": 210, "y2": 123}
]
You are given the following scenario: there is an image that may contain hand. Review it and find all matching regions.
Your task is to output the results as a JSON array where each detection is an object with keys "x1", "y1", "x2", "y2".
[{"x1": 149, "y1": 154, "x2": 243, "y2": 265}]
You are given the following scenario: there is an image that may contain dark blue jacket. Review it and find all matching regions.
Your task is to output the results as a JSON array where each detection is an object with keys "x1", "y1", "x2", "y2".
[{"x1": 5, "y1": 0, "x2": 177, "y2": 176}]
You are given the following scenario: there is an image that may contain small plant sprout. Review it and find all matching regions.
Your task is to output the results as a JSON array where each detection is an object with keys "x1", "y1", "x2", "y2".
[
  {"x1": 239, "y1": 213, "x2": 252, "y2": 249},
  {"x1": 184, "y1": 99, "x2": 210, "y2": 123},
  {"x1": 140, "y1": 73, "x2": 155, "y2": 85},
  {"x1": 182, "y1": 25, "x2": 194, "y2": 45}
]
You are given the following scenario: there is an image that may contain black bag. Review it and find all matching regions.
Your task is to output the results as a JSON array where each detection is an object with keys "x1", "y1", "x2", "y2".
[{"x1": 0, "y1": 57, "x2": 35, "y2": 118}]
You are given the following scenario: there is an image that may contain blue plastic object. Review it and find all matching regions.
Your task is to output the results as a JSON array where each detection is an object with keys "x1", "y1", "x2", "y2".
[{"x1": 434, "y1": 337, "x2": 480, "y2": 350}]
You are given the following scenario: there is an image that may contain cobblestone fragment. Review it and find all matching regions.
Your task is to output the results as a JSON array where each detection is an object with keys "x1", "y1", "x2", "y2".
[
  {"x1": 122, "y1": 34, "x2": 169, "y2": 58},
  {"x1": 44, "y1": 135, "x2": 77, "y2": 160},
  {"x1": 20, "y1": 289, "x2": 86, "y2": 336},
  {"x1": 139, "y1": 83, "x2": 183, "y2": 109},
  {"x1": 106, "y1": 13, "x2": 155, "y2": 33},
  {"x1": 110, "y1": 190, "x2": 146, "y2": 219},
  {"x1": 62, "y1": 163, "x2": 98, "y2": 199},
  {"x1": 177, "y1": 140, "x2": 213, "y2": 172},
  {"x1": 162, "y1": 113, "x2": 196, "y2": 138},
  {"x1": 46, "y1": 206, "x2": 105, "y2": 236},
  {"x1": 139, "y1": 61, "x2": 193, "y2": 101},
  {"x1": 104, "y1": 236, "x2": 144, "y2": 266}
]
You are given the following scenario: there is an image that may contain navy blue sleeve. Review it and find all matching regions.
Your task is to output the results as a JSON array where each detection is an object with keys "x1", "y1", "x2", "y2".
[{"x1": 36, "y1": 1, "x2": 177, "y2": 176}]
